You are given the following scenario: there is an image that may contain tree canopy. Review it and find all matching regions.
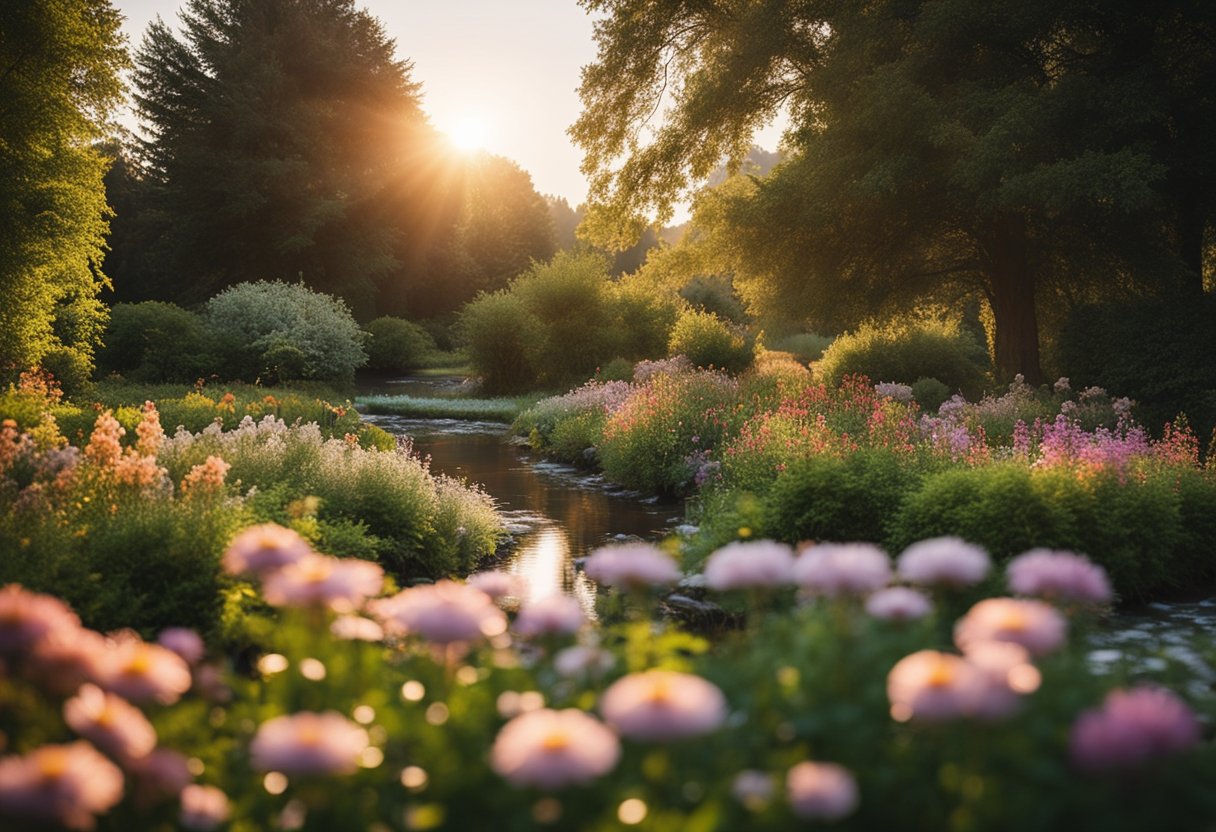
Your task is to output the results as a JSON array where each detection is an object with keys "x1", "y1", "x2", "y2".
[{"x1": 0, "y1": 0, "x2": 128, "y2": 374}]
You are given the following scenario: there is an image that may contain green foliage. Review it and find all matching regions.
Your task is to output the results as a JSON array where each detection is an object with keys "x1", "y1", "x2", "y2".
[
  {"x1": 817, "y1": 321, "x2": 989, "y2": 397},
  {"x1": 96, "y1": 301, "x2": 217, "y2": 383},
  {"x1": 458, "y1": 291, "x2": 544, "y2": 393},
  {"x1": 911, "y1": 377, "x2": 954, "y2": 413},
  {"x1": 610, "y1": 275, "x2": 681, "y2": 360},
  {"x1": 38, "y1": 347, "x2": 94, "y2": 398},
  {"x1": 357, "y1": 394, "x2": 534, "y2": 423},
  {"x1": 0, "y1": 0, "x2": 127, "y2": 373},
  {"x1": 668, "y1": 309, "x2": 754, "y2": 373},
  {"x1": 364, "y1": 317, "x2": 438, "y2": 374},
  {"x1": 679, "y1": 274, "x2": 748, "y2": 324},
  {"x1": 205, "y1": 281, "x2": 368, "y2": 383},
  {"x1": 770, "y1": 332, "x2": 834, "y2": 363}
]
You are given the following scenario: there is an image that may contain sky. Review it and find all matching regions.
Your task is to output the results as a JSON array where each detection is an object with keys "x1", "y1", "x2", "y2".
[{"x1": 114, "y1": 0, "x2": 785, "y2": 217}]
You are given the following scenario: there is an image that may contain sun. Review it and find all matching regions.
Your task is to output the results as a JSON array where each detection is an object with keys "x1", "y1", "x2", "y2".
[{"x1": 447, "y1": 115, "x2": 491, "y2": 152}]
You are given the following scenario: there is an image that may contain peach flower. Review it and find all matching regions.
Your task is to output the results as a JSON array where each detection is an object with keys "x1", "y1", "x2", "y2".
[
  {"x1": 954, "y1": 598, "x2": 1067, "y2": 657},
  {"x1": 600, "y1": 670, "x2": 727, "y2": 741},
  {"x1": 886, "y1": 650, "x2": 989, "y2": 722},
  {"x1": 0, "y1": 742, "x2": 124, "y2": 830},
  {"x1": 179, "y1": 784, "x2": 231, "y2": 830},
  {"x1": 261, "y1": 554, "x2": 384, "y2": 613},
  {"x1": 786, "y1": 761, "x2": 859, "y2": 821},
  {"x1": 93, "y1": 633, "x2": 192, "y2": 705},
  {"x1": 221, "y1": 523, "x2": 313, "y2": 575},
  {"x1": 250, "y1": 711, "x2": 370, "y2": 776},
  {"x1": 64, "y1": 684, "x2": 157, "y2": 762},
  {"x1": 0, "y1": 584, "x2": 80, "y2": 653},
  {"x1": 370, "y1": 580, "x2": 506, "y2": 645},
  {"x1": 490, "y1": 708, "x2": 621, "y2": 789}
]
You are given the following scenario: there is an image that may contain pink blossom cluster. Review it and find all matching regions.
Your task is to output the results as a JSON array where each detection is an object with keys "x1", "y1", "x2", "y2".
[{"x1": 1070, "y1": 687, "x2": 1201, "y2": 771}]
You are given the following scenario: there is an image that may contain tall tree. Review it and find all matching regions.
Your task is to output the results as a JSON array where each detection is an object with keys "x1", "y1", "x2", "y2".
[
  {"x1": 573, "y1": 0, "x2": 1213, "y2": 382},
  {"x1": 0, "y1": 0, "x2": 128, "y2": 374}
]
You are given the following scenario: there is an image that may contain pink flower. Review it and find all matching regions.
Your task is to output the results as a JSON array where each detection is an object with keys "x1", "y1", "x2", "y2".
[
  {"x1": 179, "y1": 784, "x2": 231, "y2": 830},
  {"x1": 490, "y1": 708, "x2": 621, "y2": 789},
  {"x1": 554, "y1": 645, "x2": 616, "y2": 679},
  {"x1": 1070, "y1": 687, "x2": 1201, "y2": 772},
  {"x1": 600, "y1": 670, "x2": 727, "y2": 741},
  {"x1": 370, "y1": 580, "x2": 506, "y2": 645},
  {"x1": 0, "y1": 584, "x2": 80, "y2": 653},
  {"x1": 467, "y1": 571, "x2": 527, "y2": 600},
  {"x1": 865, "y1": 587, "x2": 932, "y2": 620},
  {"x1": 261, "y1": 555, "x2": 384, "y2": 613},
  {"x1": 157, "y1": 628, "x2": 205, "y2": 665},
  {"x1": 793, "y1": 543, "x2": 892, "y2": 597},
  {"x1": 1006, "y1": 549, "x2": 1112, "y2": 605},
  {"x1": 786, "y1": 761, "x2": 859, "y2": 821},
  {"x1": 330, "y1": 615, "x2": 385, "y2": 642},
  {"x1": 704, "y1": 540, "x2": 795, "y2": 591},
  {"x1": 954, "y1": 598, "x2": 1067, "y2": 657},
  {"x1": 958, "y1": 641, "x2": 1036, "y2": 720},
  {"x1": 28, "y1": 626, "x2": 107, "y2": 696},
  {"x1": 128, "y1": 748, "x2": 192, "y2": 806},
  {"x1": 732, "y1": 769, "x2": 775, "y2": 806},
  {"x1": 64, "y1": 684, "x2": 157, "y2": 762},
  {"x1": 250, "y1": 711, "x2": 370, "y2": 776},
  {"x1": 0, "y1": 742, "x2": 125, "y2": 830},
  {"x1": 514, "y1": 595, "x2": 585, "y2": 638},
  {"x1": 897, "y1": 537, "x2": 990, "y2": 587},
  {"x1": 221, "y1": 523, "x2": 313, "y2": 575},
  {"x1": 584, "y1": 543, "x2": 681, "y2": 589},
  {"x1": 886, "y1": 650, "x2": 990, "y2": 722},
  {"x1": 93, "y1": 633, "x2": 193, "y2": 705}
]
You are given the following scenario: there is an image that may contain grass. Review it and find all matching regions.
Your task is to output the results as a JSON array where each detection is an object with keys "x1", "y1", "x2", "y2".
[{"x1": 356, "y1": 393, "x2": 543, "y2": 422}]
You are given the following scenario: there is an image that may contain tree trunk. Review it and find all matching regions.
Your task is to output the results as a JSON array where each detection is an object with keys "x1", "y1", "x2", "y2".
[{"x1": 983, "y1": 216, "x2": 1043, "y2": 385}]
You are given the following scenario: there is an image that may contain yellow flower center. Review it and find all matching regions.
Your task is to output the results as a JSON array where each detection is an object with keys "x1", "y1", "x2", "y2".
[
  {"x1": 998, "y1": 608, "x2": 1027, "y2": 632},
  {"x1": 541, "y1": 731, "x2": 569, "y2": 752},
  {"x1": 926, "y1": 658, "x2": 956, "y2": 688},
  {"x1": 37, "y1": 748, "x2": 71, "y2": 780},
  {"x1": 645, "y1": 677, "x2": 671, "y2": 704},
  {"x1": 297, "y1": 722, "x2": 324, "y2": 747},
  {"x1": 125, "y1": 646, "x2": 153, "y2": 676}
]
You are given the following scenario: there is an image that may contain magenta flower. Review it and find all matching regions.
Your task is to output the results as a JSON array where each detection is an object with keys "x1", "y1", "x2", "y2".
[
  {"x1": 261, "y1": 554, "x2": 384, "y2": 613},
  {"x1": 514, "y1": 595, "x2": 585, "y2": 638},
  {"x1": 490, "y1": 708, "x2": 621, "y2": 789},
  {"x1": 156, "y1": 628, "x2": 205, "y2": 665},
  {"x1": 1006, "y1": 549, "x2": 1113, "y2": 605},
  {"x1": 954, "y1": 598, "x2": 1067, "y2": 657},
  {"x1": 865, "y1": 587, "x2": 932, "y2": 621},
  {"x1": 897, "y1": 537, "x2": 990, "y2": 587},
  {"x1": 93, "y1": 634, "x2": 193, "y2": 706},
  {"x1": 0, "y1": 742, "x2": 125, "y2": 830},
  {"x1": 64, "y1": 684, "x2": 157, "y2": 763},
  {"x1": 1070, "y1": 686, "x2": 1201, "y2": 772},
  {"x1": 221, "y1": 523, "x2": 313, "y2": 575},
  {"x1": 786, "y1": 761, "x2": 859, "y2": 821},
  {"x1": 886, "y1": 650, "x2": 989, "y2": 722},
  {"x1": 584, "y1": 543, "x2": 681, "y2": 589},
  {"x1": 179, "y1": 784, "x2": 231, "y2": 830},
  {"x1": 704, "y1": 540, "x2": 795, "y2": 591},
  {"x1": 793, "y1": 543, "x2": 892, "y2": 597},
  {"x1": 250, "y1": 711, "x2": 370, "y2": 776},
  {"x1": 0, "y1": 584, "x2": 80, "y2": 653},
  {"x1": 600, "y1": 670, "x2": 727, "y2": 741},
  {"x1": 370, "y1": 580, "x2": 506, "y2": 645}
]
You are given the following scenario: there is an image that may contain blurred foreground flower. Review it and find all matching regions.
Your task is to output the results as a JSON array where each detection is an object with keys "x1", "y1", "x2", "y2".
[
  {"x1": 0, "y1": 742, "x2": 124, "y2": 830},
  {"x1": 1006, "y1": 549, "x2": 1112, "y2": 605},
  {"x1": 786, "y1": 761, "x2": 859, "y2": 821},
  {"x1": 601, "y1": 670, "x2": 727, "y2": 740},
  {"x1": 704, "y1": 540, "x2": 795, "y2": 590},
  {"x1": 467, "y1": 571, "x2": 527, "y2": 600},
  {"x1": 94, "y1": 634, "x2": 192, "y2": 705},
  {"x1": 490, "y1": 708, "x2": 620, "y2": 789},
  {"x1": 865, "y1": 587, "x2": 932, "y2": 621},
  {"x1": 1070, "y1": 686, "x2": 1201, "y2": 771},
  {"x1": 0, "y1": 584, "x2": 80, "y2": 653},
  {"x1": 261, "y1": 554, "x2": 384, "y2": 613},
  {"x1": 584, "y1": 543, "x2": 681, "y2": 589},
  {"x1": 251, "y1": 711, "x2": 370, "y2": 776},
  {"x1": 222, "y1": 523, "x2": 313, "y2": 575},
  {"x1": 371, "y1": 580, "x2": 506, "y2": 645},
  {"x1": 897, "y1": 537, "x2": 990, "y2": 587},
  {"x1": 157, "y1": 627, "x2": 205, "y2": 665},
  {"x1": 179, "y1": 783, "x2": 231, "y2": 830},
  {"x1": 793, "y1": 542, "x2": 892, "y2": 597},
  {"x1": 64, "y1": 684, "x2": 157, "y2": 762},
  {"x1": 887, "y1": 650, "x2": 991, "y2": 722},
  {"x1": 954, "y1": 598, "x2": 1067, "y2": 657},
  {"x1": 515, "y1": 594, "x2": 585, "y2": 638}
]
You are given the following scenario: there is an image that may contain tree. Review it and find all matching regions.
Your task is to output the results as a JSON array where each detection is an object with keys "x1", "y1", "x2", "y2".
[
  {"x1": 573, "y1": 0, "x2": 1214, "y2": 383},
  {"x1": 0, "y1": 1, "x2": 127, "y2": 374}
]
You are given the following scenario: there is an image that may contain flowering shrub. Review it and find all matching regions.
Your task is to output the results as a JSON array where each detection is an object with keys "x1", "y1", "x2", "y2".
[{"x1": 816, "y1": 319, "x2": 990, "y2": 396}]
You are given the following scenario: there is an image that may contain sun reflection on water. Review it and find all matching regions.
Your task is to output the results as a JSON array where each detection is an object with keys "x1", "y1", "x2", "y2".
[{"x1": 506, "y1": 525, "x2": 598, "y2": 619}]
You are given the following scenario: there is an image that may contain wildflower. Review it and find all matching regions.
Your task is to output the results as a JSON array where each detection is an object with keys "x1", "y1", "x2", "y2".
[
  {"x1": 1053, "y1": 377, "x2": 1071, "y2": 394},
  {"x1": 157, "y1": 628, "x2": 205, "y2": 665},
  {"x1": 514, "y1": 595, "x2": 585, "y2": 638},
  {"x1": 865, "y1": 587, "x2": 932, "y2": 621},
  {"x1": 330, "y1": 615, "x2": 385, "y2": 642},
  {"x1": 0, "y1": 584, "x2": 80, "y2": 653},
  {"x1": 64, "y1": 684, "x2": 157, "y2": 762},
  {"x1": 180, "y1": 456, "x2": 230, "y2": 496},
  {"x1": 897, "y1": 537, "x2": 990, "y2": 587},
  {"x1": 584, "y1": 543, "x2": 681, "y2": 589},
  {"x1": 134, "y1": 402, "x2": 164, "y2": 456},
  {"x1": 93, "y1": 633, "x2": 192, "y2": 705},
  {"x1": 1070, "y1": 686, "x2": 1201, "y2": 772},
  {"x1": 959, "y1": 640, "x2": 1036, "y2": 719},
  {"x1": 1006, "y1": 549, "x2": 1112, "y2": 605},
  {"x1": 954, "y1": 598, "x2": 1067, "y2": 657},
  {"x1": 600, "y1": 670, "x2": 727, "y2": 741},
  {"x1": 221, "y1": 523, "x2": 313, "y2": 575},
  {"x1": 250, "y1": 711, "x2": 370, "y2": 776},
  {"x1": 703, "y1": 540, "x2": 795, "y2": 591},
  {"x1": 786, "y1": 761, "x2": 859, "y2": 821},
  {"x1": 261, "y1": 555, "x2": 384, "y2": 613},
  {"x1": 0, "y1": 741, "x2": 125, "y2": 830},
  {"x1": 874, "y1": 382, "x2": 914, "y2": 402},
  {"x1": 128, "y1": 748, "x2": 192, "y2": 805},
  {"x1": 886, "y1": 650, "x2": 989, "y2": 722},
  {"x1": 370, "y1": 581, "x2": 506, "y2": 645},
  {"x1": 28, "y1": 626, "x2": 108, "y2": 695},
  {"x1": 84, "y1": 411, "x2": 124, "y2": 468},
  {"x1": 180, "y1": 784, "x2": 231, "y2": 830},
  {"x1": 553, "y1": 645, "x2": 615, "y2": 679},
  {"x1": 490, "y1": 708, "x2": 621, "y2": 789},
  {"x1": 793, "y1": 542, "x2": 892, "y2": 598},
  {"x1": 467, "y1": 571, "x2": 527, "y2": 600}
]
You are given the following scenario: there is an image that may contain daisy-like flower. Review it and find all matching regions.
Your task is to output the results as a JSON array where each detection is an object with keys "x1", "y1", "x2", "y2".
[
  {"x1": 954, "y1": 598, "x2": 1067, "y2": 657},
  {"x1": 330, "y1": 615, "x2": 385, "y2": 642},
  {"x1": 958, "y1": 641, "x2": 1035, "y2": 720},
  {"x1": 370, "y1": 581, "x2": 506, "y2": 645},
  {"x1": 0, "y1": 742, "x2": 125, "y2": 830},
  {"x1": 490, "y1": 708, "x2": 621, "y2": 789},
  {"x1": 250, "y1": 711, "x2": 370, "y2": 776},
  {"x1": 897, "y1": 537, "x2": 990, "y2": 587},
  {"x1": 28, "y1": 627, "x2": 107, "y2": 696},
  {"x1": 703, "y1": 540, "x2": 795, "y2": 591},
  {"x1": 93, "y1": 633, "x2": 192, "y2": 706},
  {"x1": 600, "y1": 670, "x2": 727, "y2": 741},
  {"x1": 514, "y1": 595, "x2": 585, "y2": 638},
  {"x1": 467, "y1": 571, "x2": 527, "y2": 600},
  {"x1": 179, "y1": 784, "x2": 231, "y2": 830},
  {"x1": 1070, "y1": 686, "x2": 1201, "y2": 772},
  {"x1": 221, "y1": 523, "x2": 313, "y2": 576},
  {"x1": 864, "y1": 587, "x2": 932, "y2": 621},
  {"x1": 64, "y1": 684, "x2": 157, "y2": 762},
  {"x1": 886, "y1": 650, "x2": 990, "y2": 722},
  {"x1": 128, "y1": 748, "x2": 192, "y2": 806},
  {"x1": 261, "y1": 554, "x2": 384, "y2": 613},
  {"x1": 553, "y1": 645, "x2": 616, "y2": 679},
  {"x1": 0, "y1": 584, "x2": 80, "y2": 653},
  {"x1": 1006, "y1": 549, "x2": 1113, "y2": 605},
  {"x1": 583, "y1": 543, "x2": 681, "y2": 589},
  {"x1": 786, "y1": 761, "x2": 859, "y2": 821},
  {"x1": 156, "y1": 628, "x2": 205, "y2": 665},
  {"x1": 793, "y1": 543, "x2": 892, "y2": 598}
]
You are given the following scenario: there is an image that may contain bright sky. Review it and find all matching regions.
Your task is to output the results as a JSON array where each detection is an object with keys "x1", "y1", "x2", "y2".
[{"x1": 114, "y1": 0, "x2": 786, "y2": 216}]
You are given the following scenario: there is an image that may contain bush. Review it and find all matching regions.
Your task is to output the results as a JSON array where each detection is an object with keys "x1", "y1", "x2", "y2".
[
  {"x1": 364, "y1": 316, "x2": 438, "y2": 373},
  {"x1": 96, "y1": 301, "x2": 216, "y2": 383},
  {"x1": 611, "y1": 276, "x2": 681, "y2": 360},
  {"x1": 668, "y1": 309, "x2": 754, "y2": 373},
  {"x1": 678, "y1": 274, "x2": 748, "y2": 323},
  {"x1": 910, "y1": 377, "x2": 953, "y2": 412},
  {"x1": 458, "y1": 291, "x2": 543, "y2": 393},
  {"x1": 817, "y1": 320, "x2": 989, "y2": 396},
  {"x1": 38, "y1": 346, "x2": 93, "y2": 396},
  {"x1": 205, "y1": 281, "x2": 367, "y2": 383},
  {"x1": 770, "y1": 331, "x2": 834, "y2": 362}
]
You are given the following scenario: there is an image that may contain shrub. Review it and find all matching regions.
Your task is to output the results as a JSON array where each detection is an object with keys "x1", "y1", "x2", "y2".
[
  {"x1": 678, "y1": 274, "x2": 748, "y2": 323},
  {"x1": 817, "y1": 320, "x2": 989, "y2": 396},
  {"x1": 771, "y1": 331, "x2": 835, "y2": 362},
  {"x1": 205, "y1": 281, "x2": 368, "y2": 383},
  {"x1": 668, "y1": 309, "x2": 754, "y2": 373},
  {"x1": 611, "y1": 276, "x2": 680, "y2": 360},
  {"x1": 364, "y1": 316, "x2": 438, "y2": 373},
  {"x1": 96, "y1": 301, "x2": 216, "y2": 383},
  {"x1": 458, "y1": 291, "x2": 543, "y2": 393},
  {"x1": 596, "y1": 357, "x2": 634, "y2": 382},
  {"x1": 910, "y1": 377, "x2": 952, "y2": 412}
]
